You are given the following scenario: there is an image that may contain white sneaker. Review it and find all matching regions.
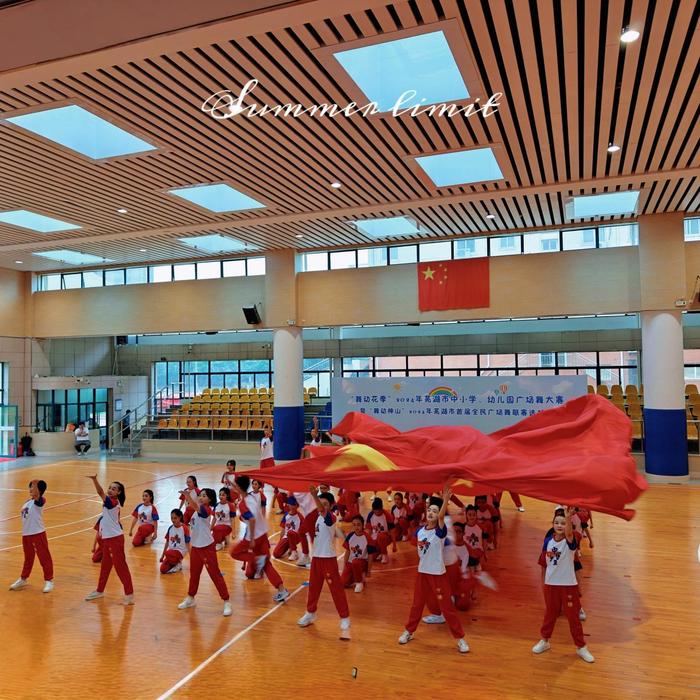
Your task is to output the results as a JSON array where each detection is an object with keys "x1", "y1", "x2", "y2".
[
  {"x1": 354, "y1": 582, "x2": 364, "y2": 593},
  {"x1": 517, "y1": 506, "x2": 525, "y2": 512},
  {"x1": 398, "y1": 630, "x2": 413, "y2": 645},
  {"x1": 579, "y1": 607, "x2": 587, "y2": 621},
  {"x1": 170, "y1": 563, "x2": 182, "y2": 573},
  {"x1": 288, "y1": 551, "x2": 298, "y2": 561},
  {"x1": 223, "y1": 601, "x2": 232, "y2": 617},
  {"x1": 122, "y1": 594, "x2": 134, "y2": 606},
  {"x1": 178, "y1": 595, "x2": 196, "y2": 610},
  {"x1": 296, "y1": 555, "x2": 310, "y2": 568},
  {"x1": 475, "y1": 571, "x2": 498, "y2": 591},
  {"x1": 215, "y1": 543, "x2": 224, "y2": 551},
  {"x1": 380, "y1": 554, "x2": 389, "y2": 564},
  {"x1": 43, "y1": 580, "x2": 54, "y2": 593},
  {"x1": 577, "y1": 645, "x2": 595, "y2": 663},
  {"x1": 487, "y1": 543, "x2": 495, "y2": 550},
  {"x1": 85, "y1": 590, "x2": 104, "y2": 601},
  {"x1": 422, "y1": 614, "x2": 446, "y2": 624},
  {"x1": 339, "y1": 617, "x2": 351, "y2": 640},
  {"x1": 298, "y1": 611, "x2": 317, "y2": 627},
  {"x1": 532, "y1": 639, "x2": 551, "y2": 654},
  {"x1": 273, "y1": 588, "x2": 290, "y2": 603},
  {"x1": 9, "y1": 578, "x2": 28, "y2": 591},
  {"x1": 457, "y1": 638, "x2": 470, "y2": 653}
]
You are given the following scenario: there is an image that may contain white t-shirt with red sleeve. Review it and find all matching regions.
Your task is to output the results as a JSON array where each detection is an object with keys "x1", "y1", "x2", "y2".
[
  {"x1": 238, "y1": 493, "x2": 268, "y2": 541},
  {"x1": 100, "y1": 496, "x2": 123, "y2": 539},
  {"x1": 189, "y1": 505, "x2": 214, "y2": 548},
  {"x1": 20, "y1": 497, "x2": 46, "y2": 536},
  {"x1": 542, "y1": 534, "x2": 578, "y2": 586},
  {"x1": 343, "y1": 532, "x2": 369, "y2": 562},
  {"x1": 416, "y1": 524, "x2": 448, "y2": 575},
  {"x1": 282, "y1": 511, "x2": 302, "y2": 536},
  {"x1": 214, "y1": 502, "x2": 235, "y2": 527},
  {"x1": 312, "y1": 511, "x2": 337, "y2": 558},
  {"x1": 132, "y1": 503, "x2": 159, "y2": 526},
  {"x1": 260, "y1": 437, "x2": 274, "y2": 460},
  {"x1": 165, "y1": 524, "x2": 190, "y2": 555}
]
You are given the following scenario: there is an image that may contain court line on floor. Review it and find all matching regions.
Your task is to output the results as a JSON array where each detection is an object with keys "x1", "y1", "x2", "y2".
[
  {"x1": 0, "y1": 525, "x2": 95, "y2": 552},
  {"x1": 0, "y1": 488, "x2": 95, "y2": 497},
  {"x1": 154, "y1": 584, "x2": 307, "y2": 700}
]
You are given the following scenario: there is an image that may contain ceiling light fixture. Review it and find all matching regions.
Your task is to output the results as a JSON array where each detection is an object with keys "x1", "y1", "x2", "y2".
[
  {"x1": 607, "y1": 143, "x2": 621, "y2": 153},
  {"x1": 15, "y1": 260, "x2": 23, "y2": 264},
  {"x1": 620, "y1": 28, "x2": 640, "y2": 43},
  {"x1": 117, "y1": 208, "x2": 128, "y2": 214},
  {"x1": 486, "y1": 214, "x2": 496, "y2": 219},
  {"x1": 330, "y1": 182, "x2": 342, "y2": 189},
  {"x1": 295, "y1": 234, "x2": 304, "y2": 238},
  {"x1": 139, "y1": 248, "x2": 147, "y2": 252}
]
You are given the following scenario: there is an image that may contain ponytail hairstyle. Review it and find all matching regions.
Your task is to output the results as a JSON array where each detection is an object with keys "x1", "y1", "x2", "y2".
[
  {"x1": 112, "y1": 481, "x2": 126, "y2": 507},
  {"x1": 143, "y1": 489, "x2": 154, "y2": 504},
  {"x1": 187, "y1": 475, "x2": 198, "y2": 488},
  {"x1": 201, "y1": 488, "x2": 217, "y2": 508}
]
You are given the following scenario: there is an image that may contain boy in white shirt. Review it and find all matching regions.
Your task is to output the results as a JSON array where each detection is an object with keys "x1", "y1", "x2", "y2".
[{"x1": 398, "y1": 486, "x2": 469, "y2": 654}]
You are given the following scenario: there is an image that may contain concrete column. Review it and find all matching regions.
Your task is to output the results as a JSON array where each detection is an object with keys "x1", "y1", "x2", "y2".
[{"x1": 272, "y1": 326, "x2": 304, "y2": 459}]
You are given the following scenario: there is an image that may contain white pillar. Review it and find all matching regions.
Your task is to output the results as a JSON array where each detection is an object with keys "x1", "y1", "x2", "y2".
[{"x1": 272, "y1": 326, "x2": 304, "y2": 459}]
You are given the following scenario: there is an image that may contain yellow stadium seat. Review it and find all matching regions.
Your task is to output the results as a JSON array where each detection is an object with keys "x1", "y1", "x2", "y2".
[
  {"x1": 586, "y1": 385, "x2": 594, "y2": 394},
  {"x1": 239, "y1": 387, "x2": 248, "y2": 395},
  {"x1": 210, "y1": 388, "x2": 220, "y2": 395},
  {"x1": 308, "y1": 387, "x2": 318, "y2": 397},
  {"x1": 220, "y1": 387, "x2": 229, "y2": 395},
  {"x1": 596, "y1": 385, "x2": 609, "y2": 397},
  {"x1": 198, "y1": 418, "x2": 211, "y2": 430},
  {"x1": 249, "y1": 387, "x2": 258, "y2": 395},
  {"x1": 687, "y1": 421, "x2": 699, "y2": 441},
  {"x1": 250, "y1": 418, "x2": 263, "y2": 430},
  {"x1": 229, "y1": 418, "x2": 244, "y2": 430},
  {"x1": 625, "y1": 385, "x2": 638, "y2": 396},
  {"x1": 687, "y1": 384, "x2": 699, "y2": 396},
  {"x1": 610, "y1": 385, "x2": 623, "y2": 398},
  {"x1": 202, "y1": 388, "x2": 210, "y2": 395},
  {"x1": 157, "y1": 418, "x2": 168, "y2": 429},
  {"x1": 631, "y1": 420, "x2": 643, "y2": 441},
  {"x1": 250, "y1": 403, "x2": 261, "y2": 415}
]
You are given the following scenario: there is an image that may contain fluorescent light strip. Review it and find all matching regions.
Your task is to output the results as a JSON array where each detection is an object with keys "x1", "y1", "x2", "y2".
[{"x1": 0, "y1": 209, "x2": 81, "y2": 233}]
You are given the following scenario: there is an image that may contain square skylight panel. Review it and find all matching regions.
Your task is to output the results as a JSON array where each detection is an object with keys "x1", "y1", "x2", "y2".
[
  {"x1": 354, "y1": 216, "x2": 421, "y2": 238},
  {"x1": 333, "y1": 31, "x2": 469, "y2": 112},
  {"x1": 6, "y1": 105, "x2": 156, "y2": 159},
  {"x1": 0, "y1": 209, "x2": 81, "y2": 232},
  {"x1": 33, "y1": 250, "x2": 110, "y2": 265},
  {"x1": 179, "y1": 234, "x2": 255, "y2": 253},
  {"x1": 169, "y1": 184, "x2": 265, "y2": 213},
  {"x1": 571, "y1": 191, "x2": 640, "y2": 218},
  {"x1": 415, "y1": 148, "x2": 504, "y2": 186}
]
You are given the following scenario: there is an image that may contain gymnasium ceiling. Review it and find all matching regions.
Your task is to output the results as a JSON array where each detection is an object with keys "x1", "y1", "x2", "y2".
[{"x1": 0, "y1": 0, "x2": 697, "y2": 271}]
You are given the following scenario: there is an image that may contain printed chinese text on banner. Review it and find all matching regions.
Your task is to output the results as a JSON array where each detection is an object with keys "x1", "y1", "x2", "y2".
[{"x1": 418, "y1": 258, "x2": 489, "y2": 311}]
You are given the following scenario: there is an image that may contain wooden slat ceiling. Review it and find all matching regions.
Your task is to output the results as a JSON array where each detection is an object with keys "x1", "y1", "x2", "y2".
[{"x1": 0, "y1": 0, "x2": 697, "y2": 271}]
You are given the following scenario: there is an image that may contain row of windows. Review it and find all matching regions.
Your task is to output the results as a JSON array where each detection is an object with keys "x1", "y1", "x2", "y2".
[
  {"x1": 0, "y1": 362, "x2": 5, "y2": 404},
  {"x1": 36, "y1": 388, "x2": 109, "y2": 433},
  {"x1": 38, "y1": 256, "x2": 266, "y2": 291}
]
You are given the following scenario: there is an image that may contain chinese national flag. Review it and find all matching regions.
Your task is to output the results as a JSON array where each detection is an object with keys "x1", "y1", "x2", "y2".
[{"x1": 417, "y1": 258, "x2": 489, "y2": 311}]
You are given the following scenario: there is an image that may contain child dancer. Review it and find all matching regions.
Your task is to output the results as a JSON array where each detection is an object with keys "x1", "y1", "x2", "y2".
[
  {"x1": 366, "y1": 497, "x2": 394, "y2": 563},
  {"x1": 129, "y1": 489, "x2": 159, "y2": 546},
  {"x1": 390, "y1": 492, "x2": 409, "y2": 552},
  {"x1": 341, "y1": 514, "x2": 373, "y2": 593},
  {"x1": 260, "y1": 426, "x2": 275, "y2": 467},
  {"x1": 250, "y1": 479, "x2": 268, "y2": 514},
  {"x1": 572, "y1": 507, "x2": 594, "y2": 548},
  {"x1": 532, "y1": 507, "x2": 594, "y2": 663},
  {"x1": 9, "y1": 479, "x2": 54, "y2": 593},
  {"x1": 177, "y1": 488, "x2": 231, "y2": 616},
  {"x1": 475, "y1": 495, "x2": 499, "y2": 549},
  {"x1": 212, "y1": 488, "x2": 235, "y2": 550},
  {"x1": 91, "y1": 516, "x2": 103, "y2": 563},
  {"x1": 178, "y1": 476, "x2": 200, "y2": 525},
  {"x1": 160, "y1": 509, "x2": 190, "y2": 573},
  {"x1": 297, "y1": 488, "x2": 351, "y2": 640},
  {"x1": 84, "y1": 475, "x2": 134, "y2": 605},
  {"x1": 398, "y1": 487, "x2": 469, "y2": 654},
  {"x1": 221, "y1": 459, "x2": 237, "y2": 490},
  {"x1": 273, "y1": 496, "x2": 304, "y2": 560},
  {"x1": 230, "y1": 475, "x2": 289, "y2": 603}
]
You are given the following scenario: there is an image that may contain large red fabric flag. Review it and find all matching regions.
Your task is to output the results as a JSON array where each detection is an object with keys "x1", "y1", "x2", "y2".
[
  {"x1": 246, "y1": 395, "x2": 647, "y2": 520},
  {"x1": 417, "y1": 258, "x2": 489, "y2": 311}
]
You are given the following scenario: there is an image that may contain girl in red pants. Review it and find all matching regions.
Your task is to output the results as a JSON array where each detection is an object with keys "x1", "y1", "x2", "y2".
[
  {"x1": 9, "y1": 479, "x2": 54, "y2": 593},
  {"x1": 532, "y1": 507, "x2": 594, "y2": 663},
  {"x1": 390, "y1": 493, "x2": 410, "y2": 552},
  {"x1": 341, "y1": 514, "x2": 374, "y2": 592},
  {"x1": 91, "y1": 517, "x2": 103, "y2": 563},
  {"x1": 178, "y1": 475, "x2": 200, "y2": 525},
  {"x1": 398, "y1": 486, "x2": 469, "y2": 654},
  {"x1": 85, "y1": 475, "x2": 134, "y2": 605},
  {"x1": 297, "y1": 488, "x2": 351, "y2": 640},
  {"x1": 273, "y1": 496, "x2": 304, "y2": 560},
  {"x1": 366, "y1": 497, "x2": 394, "y2": 563},
  {"x1": 177, "y1": 488, "x2": 231, "y2": 617},
  {"x1": 129, "y1": 489, "x2": 159, "y2": 546},
  {"x1": 212, "y1": 487, "x2": 235, "y2": 550},
  {"x1": 160, "y1": 508, "x2": 190, "y2": 573}
]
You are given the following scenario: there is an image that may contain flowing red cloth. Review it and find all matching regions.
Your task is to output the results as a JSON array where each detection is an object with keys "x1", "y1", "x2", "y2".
[{"x1": 246, "y1": 396, "x2": 647, "y2": 520}]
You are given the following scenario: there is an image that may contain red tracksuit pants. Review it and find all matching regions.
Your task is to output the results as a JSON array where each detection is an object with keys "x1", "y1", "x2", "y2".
[
  {"x1": 273, "y1": 530, "x2": 302, "y2": 559},
  {"x1": 306, "y1": 556, "x2": 349, "y2": 618},
  {"x1": 445, "y1": 562, "x2": 474, "y2": 611},
  {"x1": 160, "y1": 549, "x2": 183, "y2": 573},
  {"x1": 405, "y1": 572, "x2": 464, "y2": 638},
  {"x1": 392, "y1": 517, "x2": 409, "y2": 543},
  {"x1": 97, "y1": 534, "x2": 133, "y2": 595},
  {"x1": 541, "y1": 584, "x2": 585, "y2": 647},
  {"x1": 212, "y1": 524, "x2": 232, "y2": 544},
  {"x1": 371, "y1": 531, "x2": 390, "y2": 556},
  {"x1": 341, "y1": 558, "x2": 367, "y2": 587},
  {"x1": 132, "y1": 523, "x2": 154, "y2": 546},
  {"x1": 188, "y1": 543, "x2": 229, "y2": 600},
  {"x1": 21, "y1": 532, "x2": 54, "y2": 581},
  {"x1": 231, "y1": 535, "x2": 283, "y2": 588}
]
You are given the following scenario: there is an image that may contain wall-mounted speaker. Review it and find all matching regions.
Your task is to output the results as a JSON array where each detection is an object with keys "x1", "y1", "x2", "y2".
[
  {"x1": 116, "y1": 335, "x2": 128, "y2": 346},
  {"x1": 242, "y1": 305, "x2": 262, "y2": 325}
]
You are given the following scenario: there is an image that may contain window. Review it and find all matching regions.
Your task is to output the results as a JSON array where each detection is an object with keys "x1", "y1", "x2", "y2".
[
  {"x1": 0, "y1": 362, "x2": 5, "y2": 404},
  {"x1": 196, "y1": 261, "x2": 220, "y2": 279},
  {"x1": 685, "y1": 218, "x2": 700, "y2": 242},
  {"x1": 83, "y1": 270, "x2": 104, "y2": 287},
  {"x1": 149, "y1": 265, "x2": 172, "y2": 283},
  {"x1": 489, "y1": 235, "x2": 522, "y2": 256},
  {"x1": 126, "y1": 267, "x2": 147, "y2": 285},
  {"x1": 223, "y1": 260, "x2": 246, "y2": 277},
  {"x1": 62, "y1": 273, "x2": 81, "y2": 289},
  {"x1": 173, "y1": 263, "x2": 196, "y2": 281},
  {"x1": 389, "y1": 245, "x2": 418, "y2": 265},
  {"x1": 35, "y1": 388, "x2": 108, "y2": 437},
  {"x1": 42, "y1": 274, "x2": 61, "y2": 291},
  {"x1": 247, "y1": 258, "x2": 266, "y2": 276},
  {"x1": 357, "y1": 247, "x2": 388, "y2": 267},
  {"x1": 562, "y1": 228, "x2": 596, "y2": 250},
  {"x1": 454, "y1": 238, "x2": 487, "y2": 258},
  {"x1": 105, "y1": 269, "x2": 125, "y2": 286},
  {"x1": 523, "y1": 232, "x2": 560, "y2": 254},
  {"x1": 303, "y1": 252, "x2": 329, "y2": 272},
  {"x1": 419, "y1": 241, "x2": 452, "y2": 262},
  {"x1": 598, "y1": 224, "x2": 638, "y2": 248},
  {"x1": 330, "y1": 250, "x2": 356, "y2": 269}
]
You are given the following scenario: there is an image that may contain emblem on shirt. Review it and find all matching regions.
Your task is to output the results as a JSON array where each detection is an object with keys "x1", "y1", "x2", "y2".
[
  {"x1": 418, "y1": 537, "x2": 430, "y2": 555},
  {"x1": 548, "y1": 545, "x2": 562, "y2": 565}
]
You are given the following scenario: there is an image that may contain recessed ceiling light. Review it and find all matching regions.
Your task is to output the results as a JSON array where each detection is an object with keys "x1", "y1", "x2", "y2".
[
  {"x1": 14, "y1": 260, "x2": 23, "y2": 264},
  {"x1": 169, "y1": 184, "x2": 265, "y2": 213},
  {"x1": 486, "y1": 214, "x2": 496, "y2": 219},
  {"x1": 7, "y1": 105, "x2": 156, "y2": 159},
  {"x1": 33, "y1": 249, "x2": 112, "y2": 265},
  {"x1": 0, "y1": 209, "x2": 81, "y2": 233},
  {"x1": 139, "y1": 248, "x2": 147, "y2": 252},
  {"x1": 415, "y1": 148, "x2": 504, "y2": 186},
  {"x1": 354, "y1": 216, "x2": 421, "y2": 238},
  {"x1": 179, "y1": 234, "x2": 257, "y2": 253},
  {"x1": 295, "y1": 234, "x2": 304, "y2": 238},
  {"x1": 117, "y1": 208, "x2": 128, "y2": 214},
  {"x1": 569, "y1": 191, "x2": 640, "y2": 218},
  {"x1": 607, "y1": 143, "x2": 621, "y2": 153},
  {"x1": 620, "y1": 28, "x2": 640, "y2": 43},
  {"x1": 330, "y1": 182, "x2": 342, "y2": 189}
]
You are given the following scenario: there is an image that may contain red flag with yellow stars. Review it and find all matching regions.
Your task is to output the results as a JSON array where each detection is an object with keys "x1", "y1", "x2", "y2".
[{"x1": 417, "y1": 258, "x2": 489, "y2": 311}]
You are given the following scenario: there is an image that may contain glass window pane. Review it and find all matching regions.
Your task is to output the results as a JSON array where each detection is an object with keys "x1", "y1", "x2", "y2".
[
  {"x1": 685, "y1": 218, "x2": 700, "y2": 241},
  {"x1": 53, "y1": 390, "x2": 65, "y2": 402},
  {"x1": 155, "y1": 362, "x2": 167, "y2": 392},
  {"x1": 556, "y1": 351, "x2": 597, "y2": 367},
  {"x1": 517, "y1": 353, "x2": 556, "y2": 368},
  {"x1": 303, "y1": 358, "x2": 331, "y2": 371},
  {"x1": 224, "y1": 374, "x2": 239, "y2": 389},
  {"x1": 684, "y1": 349, "x2": 700, "y2": 364},
  {"x1": 419, "y1": 241, "x2": 452, "y2": 262},
  {"x1": 43, "y1": 274, "x2": 61, "y2": 291},
  {"x1": 150, "y1": 265, "x2": 172, "y2": 283},
  {"x1": 357, "y1": 247, "x2": 388, "y2": 267},
  {"x1": 329, "y1": 250, "x2": 356, "y2": 269},
  {"x1": 408, "y1": 355, "x2": 441, "y2": 369},
  {"x1": 79, "y1": 388, "x2": 94, "y2": 402},
  {"x1": 254, "y1": 373, "x2": 271, "y2": 388},
  {"x1": 105, "y1": 269, "x2": 125, "y2": 286},
  {"x1": 66, "y1": 389, "x2": 78, "y2": 403},
  {"x1": 443, "y1": 354, "x2": 477, "y2": 369},
  {"x1": 223, "y1": 260, "x2": 246, "y2": 277},
  {"x1": 241, "y1": 359, "x2": 270, "y2": 372},
  {"x1": 598, "y1": 224, "x2": 639, "y2": 248},
  {"x1": 209, "y1": 374, "x2": 224, "y2": 389},
  {"x1": 599, "y1": 350, "x2": 637, "y2": 366},
  {"x1": 317, "y1": 372, "x2": 331, "y2": 396},
  {"x1": 480, "y1": 354, "x2": 516, "y2": 370},
  {"x1": 195, "y1": 375, "x2": 209, "y2": 394},
  {"x1": 454, "y1": 237, "x2": 487, "y2": 258},
  {"x1": 83, "y1": 270, "x2": 103, "y2": 287},
  {"x1": 239, "y1": 373, "x2": 254, "y2": 389},
  {"x1": 63, "y1": 273, "x2": 82, "y2": 289},
  {"x1": 562, "y1": 228, "x2": 596, "y2": 250},
  {"x1": 211, "y1": 360, "x2": 238, "y2": 372},
  {"x1": 37, "y1": 389, "x2": 51, "y2": 403},
  {"x1": 247, "y1": 257, "x2": 266, "y2": 276},
  {"x1": 342, "y1": 357, "x2": 372, "y2": 371},
  {"x1": 523, "y1": 231, "x2": 560, "y2": 254},
  {"x1": 183, "y1": 361, "x2": 209, "y2": 373},
  {"x1": 389, "y1": 245, "x2": 418, "y2": 265},
  {"x1": 126, "y1": 267, "x2": 147, "y2": 285},
  {"x1": 173, "y1": 263, "x2": 196, "y2": 281},
  {"x1": 303, "y1": 252, "x2": 328, "y2": 272},
  {"x1": 375, "y1": 356, "x2": 406, "y2": 370},
  {"x1": 95, "y1": 388, "x2": 108, "y2": 402},
  {"x1": 489, "y1": 236, "x2": 522, "y2": 256},
  {"x1": 196, "y1": 261, "x2": 221, "y2": 279}
]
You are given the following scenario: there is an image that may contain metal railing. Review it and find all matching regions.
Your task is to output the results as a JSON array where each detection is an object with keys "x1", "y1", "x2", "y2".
[{"x1": 143, "y1": 413, "x2": 273, "y2": 442}]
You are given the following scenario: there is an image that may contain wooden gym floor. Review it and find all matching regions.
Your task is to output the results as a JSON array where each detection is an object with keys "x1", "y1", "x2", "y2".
[{"x1": 0, "y1": 457, "x2": 699, "y2": 700}]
